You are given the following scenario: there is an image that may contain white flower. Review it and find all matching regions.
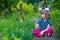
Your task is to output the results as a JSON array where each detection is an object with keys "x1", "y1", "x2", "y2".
[{"x1": 39, "y1": 8, "x2": 42, "y2": 11}]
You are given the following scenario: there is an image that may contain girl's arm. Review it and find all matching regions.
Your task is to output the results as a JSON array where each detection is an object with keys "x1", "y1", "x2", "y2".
[
  {"x1": 35, "y1": 22, "x2": 39, "y2": 29},
  {"x1": 40, "y1": 24, "x2": 51, "y2": 36},
  {"x1": 42, "y1": 24, "x2": 50, "y2": 32},
  {"x1": 34, "y1": 18, "x2": 39, "y2": 29}
]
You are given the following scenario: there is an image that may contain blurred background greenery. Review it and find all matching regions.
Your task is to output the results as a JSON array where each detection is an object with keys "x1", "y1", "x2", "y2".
[{"x1": 0, "y1": 0, "x2": 60, "y2": 40}]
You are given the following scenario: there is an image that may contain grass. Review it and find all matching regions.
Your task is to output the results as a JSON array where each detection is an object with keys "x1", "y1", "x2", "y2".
[{"x1": 0, "y1": 11, "x2": 40, "y2": 40}]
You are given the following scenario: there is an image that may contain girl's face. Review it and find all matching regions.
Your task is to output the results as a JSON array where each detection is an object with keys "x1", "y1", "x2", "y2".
[{"x1": 41, "y1": 13, "x2": 47, "y2": 19}]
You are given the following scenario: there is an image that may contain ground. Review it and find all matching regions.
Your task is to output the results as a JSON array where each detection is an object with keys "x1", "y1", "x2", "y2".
[{"x1": 32, "y1": 33, "x2": 59, "y2": 40}]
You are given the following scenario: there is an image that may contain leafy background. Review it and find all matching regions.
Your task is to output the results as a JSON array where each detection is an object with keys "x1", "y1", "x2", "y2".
[{"x1": 0, "y1": 0, "x2": 60, "y2": 40}]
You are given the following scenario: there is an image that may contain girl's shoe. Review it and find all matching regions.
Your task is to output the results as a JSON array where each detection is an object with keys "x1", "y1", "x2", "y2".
[
  {"x1": 47, "y1": 33, "x2": 52, "y2": 37},
  {"x1": 45, "y1": 33, "x2": 52, "y2": 37}
]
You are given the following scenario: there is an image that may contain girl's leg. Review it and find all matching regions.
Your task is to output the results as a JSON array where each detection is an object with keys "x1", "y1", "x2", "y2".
[
  {"x1": 32, "y1": 30, "x2": 44, "y2": 37},
  {"x1": 32, "y1": 29, "x2": 41, "y2": 35},
  {"x1": 44, "y1": 27, "x2": 54, "y2": 34}
]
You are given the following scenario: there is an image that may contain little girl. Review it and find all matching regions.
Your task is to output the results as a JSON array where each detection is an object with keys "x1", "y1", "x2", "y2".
[{"x1": 32, "y1": 10, "x2": 53, "y2": 37}]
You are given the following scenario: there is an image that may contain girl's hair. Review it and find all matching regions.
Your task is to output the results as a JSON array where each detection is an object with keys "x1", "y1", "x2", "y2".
[
  {"x1": 41, "y1": 9, "x2": 49, "y2": 18},
  {"x1": 41, "y1": 9, "x2": 47, "y2": 14}
]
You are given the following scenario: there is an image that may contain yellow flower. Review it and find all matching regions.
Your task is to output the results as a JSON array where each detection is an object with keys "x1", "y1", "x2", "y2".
[
  {"x1": 3, "y1": 36, "x2": 9, "y2": 40},
  {"x1": 14, "y1": 37, "x2": 22, "y2": 40}
]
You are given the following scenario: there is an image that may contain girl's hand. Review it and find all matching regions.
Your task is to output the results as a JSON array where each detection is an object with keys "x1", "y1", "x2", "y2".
[
  {"x1": 40, "y1": 31, "x2": 44, "y2": 36},
  {"x1": 34, "y1": 18, "x2": 37, "y2": 23}
]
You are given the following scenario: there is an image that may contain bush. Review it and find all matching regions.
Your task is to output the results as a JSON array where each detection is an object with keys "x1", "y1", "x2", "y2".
[
  {"x1": 51, "y1": 9, "x2": 60, "y2": 39},
  {"x1": 0, "y1": 11, "x2": 40, "y2": 40},
  {"x1": 17, "y1": 1, "x2": 34, "y2": 16}
]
